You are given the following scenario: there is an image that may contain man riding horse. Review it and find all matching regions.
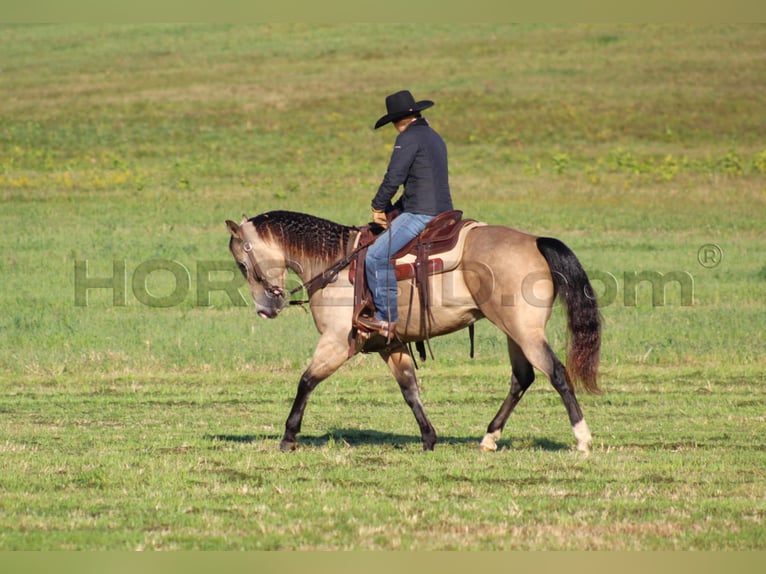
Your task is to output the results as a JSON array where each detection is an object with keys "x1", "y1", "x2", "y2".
[{"x1": 224, "y1": 90, "x2": 601, "y2": 454}]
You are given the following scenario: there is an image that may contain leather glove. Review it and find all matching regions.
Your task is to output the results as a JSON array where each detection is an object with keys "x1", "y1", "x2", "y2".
[{"x1": 371, "y1": 208, "x2": 388, "y2": 229}]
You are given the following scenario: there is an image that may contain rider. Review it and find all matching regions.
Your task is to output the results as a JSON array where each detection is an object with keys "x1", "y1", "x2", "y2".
[{"x1": 357, "y1": 90, "x2": 454, "y2": 339}]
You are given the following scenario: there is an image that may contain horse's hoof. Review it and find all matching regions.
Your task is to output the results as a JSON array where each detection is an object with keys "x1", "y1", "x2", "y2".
[
  {"x1": 576, "y1": 443, "x2": 592, "y2": 457},
  {"x1": 279, "y1": 439, "x2": 298, "y2": 452},
  {"x1": 479, "y1": 431, "x2": 501, "y2": 452},
  {"x1": 573, "y1": 420, "x2": 592, "y2": 456}
]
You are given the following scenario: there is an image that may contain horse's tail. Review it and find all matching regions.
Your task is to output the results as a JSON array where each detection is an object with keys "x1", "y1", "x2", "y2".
[{"x1": 536, "y1": 237, "x2": 602, "y2": 394}]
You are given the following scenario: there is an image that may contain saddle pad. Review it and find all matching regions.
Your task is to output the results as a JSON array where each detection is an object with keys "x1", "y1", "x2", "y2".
[{"x1": 393, "y1": 220, "x2": 486, "y2": 280}]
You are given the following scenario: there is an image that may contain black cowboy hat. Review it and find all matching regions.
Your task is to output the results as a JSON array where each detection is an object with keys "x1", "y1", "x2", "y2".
[{"x1": 374, "y1": 90, "x2": 434, "y2": 129}]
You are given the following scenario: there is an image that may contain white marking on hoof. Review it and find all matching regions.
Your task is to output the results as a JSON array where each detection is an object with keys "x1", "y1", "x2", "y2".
[
  {"x1": 479, "y1": 430, "x2": 502, "y2": 452},
  {"x1": 573, "y1": 419, "x2": 592, "y2": 455}
]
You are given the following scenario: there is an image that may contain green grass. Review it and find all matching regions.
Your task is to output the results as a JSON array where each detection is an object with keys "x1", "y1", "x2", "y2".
[
  {"x1": 1, "y1": 365, "x2": 764, "y2": 549},
  {"x1": 1, "y1": 23, "x2": 765, "y2": 550}
]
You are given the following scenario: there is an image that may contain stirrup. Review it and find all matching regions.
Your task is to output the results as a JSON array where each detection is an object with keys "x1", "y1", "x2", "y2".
[{"x1": 355, "y1": 316, "x2": 396, "y2": 342}]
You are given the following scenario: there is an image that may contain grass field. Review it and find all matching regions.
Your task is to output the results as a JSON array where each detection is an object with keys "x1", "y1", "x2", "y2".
[{"x1": 1, "y1": 24, "x2": 765, "y2": 550}]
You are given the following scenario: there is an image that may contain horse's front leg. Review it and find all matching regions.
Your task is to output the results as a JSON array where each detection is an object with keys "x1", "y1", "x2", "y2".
[
  {"x1": 280, "y1": 333, "x2": 350, "y2": 452},
  {"x1": 380, "y1": 343, "x2": 437, "y2": 451}
]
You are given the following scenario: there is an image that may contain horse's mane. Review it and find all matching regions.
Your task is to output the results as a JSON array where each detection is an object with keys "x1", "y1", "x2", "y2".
[{"x1": 249, "y1": 210, "x2": 357, "y2": 263}]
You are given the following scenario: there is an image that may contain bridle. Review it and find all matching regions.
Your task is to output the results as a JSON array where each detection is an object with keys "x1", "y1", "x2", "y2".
[
  {"x1": 240, "y1": 230, "x2": 377, "y2": 308},
  {"x1": 241, "y1": 240, "x2": 287, "y2": 301}
]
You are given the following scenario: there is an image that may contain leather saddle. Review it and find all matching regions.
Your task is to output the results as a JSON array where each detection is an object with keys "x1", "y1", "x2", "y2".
[
  {"x1": 349, "y1": 210, "x2": 480, "y2": 357},
  {"x1": 349, "y1": 209, "x2": 469, "y2": 283}
]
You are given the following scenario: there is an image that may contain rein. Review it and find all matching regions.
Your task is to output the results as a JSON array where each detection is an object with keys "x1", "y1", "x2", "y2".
[{"x1": 287, "y1": 233, "x2": 378, "y2": 306}]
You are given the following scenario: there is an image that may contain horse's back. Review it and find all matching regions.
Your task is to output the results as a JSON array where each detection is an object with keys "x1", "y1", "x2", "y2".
[{"x1": 463, "y1": 224, "x2": 547, "y2": 269}]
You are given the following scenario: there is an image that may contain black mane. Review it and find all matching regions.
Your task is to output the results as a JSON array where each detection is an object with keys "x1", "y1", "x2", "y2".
[{"x1": 249, "y1": 210, "x2": 357, "y2": 263}]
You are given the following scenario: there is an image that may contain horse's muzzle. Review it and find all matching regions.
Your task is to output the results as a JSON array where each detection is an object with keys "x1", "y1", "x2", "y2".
[
  {"x1": 255, "y1": 305, "x2": 281, "y2": 319},
  {"x1": 252, "y1": 286, "x2": 286, "y2": 319}
]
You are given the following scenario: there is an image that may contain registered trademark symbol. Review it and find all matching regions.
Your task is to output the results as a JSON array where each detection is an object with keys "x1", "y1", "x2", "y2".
[{"x1": 697, "y1": 244, "x2": 723, "y2": 268}]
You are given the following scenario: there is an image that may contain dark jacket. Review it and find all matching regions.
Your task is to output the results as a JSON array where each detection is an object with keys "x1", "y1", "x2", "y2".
[{"x1": 371, "y1": 118, "x2": 453, "y2": 216}]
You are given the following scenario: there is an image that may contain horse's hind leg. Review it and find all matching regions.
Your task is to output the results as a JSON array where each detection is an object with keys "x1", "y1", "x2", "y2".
[
  {"x1": 480, "y1": 337, "x2": 535, "y2": 452},
  {"x1": 552, "y1": 350, "x2": 593, "y2": 454},
  {"x1": 525, "y1": 339, "x2": 593, "y2": 454},
  {"x1": 380, "y1": 344, "x2": 437, "y2": 451}
]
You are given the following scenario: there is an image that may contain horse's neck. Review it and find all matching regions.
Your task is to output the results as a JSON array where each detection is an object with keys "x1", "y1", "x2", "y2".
[{"x1": 284, "y1": 226, "x2": 361, "y2": 281}]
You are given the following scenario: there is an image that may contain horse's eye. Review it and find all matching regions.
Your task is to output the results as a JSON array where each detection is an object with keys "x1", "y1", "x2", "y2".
[{"x1": 237, "y1": 262, "x2": 248, "y2": 278}]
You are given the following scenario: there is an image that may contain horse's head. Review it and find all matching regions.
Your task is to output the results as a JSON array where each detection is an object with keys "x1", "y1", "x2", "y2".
[{"x1": 226, "y1": 217, "x2": 287, "y2": 319}]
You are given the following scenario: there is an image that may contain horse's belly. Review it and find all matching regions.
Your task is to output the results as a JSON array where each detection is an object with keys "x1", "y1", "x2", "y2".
[{"x1": 397, "y1": 269, "x2": 480, "y2": 338}]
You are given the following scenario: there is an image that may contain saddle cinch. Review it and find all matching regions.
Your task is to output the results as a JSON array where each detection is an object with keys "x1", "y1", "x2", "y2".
[{"x1": 349, "y1": 210, "x2": 484, "y2": 358}]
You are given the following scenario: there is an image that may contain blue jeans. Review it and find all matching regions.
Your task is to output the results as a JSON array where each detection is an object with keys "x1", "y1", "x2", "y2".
[{"x1": 365, "y1": 212, "x2": 434, "y2": 323}]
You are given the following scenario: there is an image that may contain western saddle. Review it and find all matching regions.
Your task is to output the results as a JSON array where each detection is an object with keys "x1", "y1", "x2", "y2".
[{"x1": 349, "y1": 209, "x2": 480, "y2": 358}]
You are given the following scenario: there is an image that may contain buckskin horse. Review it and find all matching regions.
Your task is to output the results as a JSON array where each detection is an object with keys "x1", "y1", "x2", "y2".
[{"x1": 226, "y1": 210, "x2": 601, "y2": 454}]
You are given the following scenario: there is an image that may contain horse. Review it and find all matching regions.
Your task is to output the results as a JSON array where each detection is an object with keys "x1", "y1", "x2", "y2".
[{"x1": 225, "y1": 210, "x2": 601, "y2": 454}]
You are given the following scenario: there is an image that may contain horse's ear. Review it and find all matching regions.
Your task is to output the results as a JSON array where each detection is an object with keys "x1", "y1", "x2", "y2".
[
  {"x1": 225, "y1": 220, "x2": 240, "y2": 238},
  {"x1": 240, "y1": 214, "x2": 249, "y2": 225}
]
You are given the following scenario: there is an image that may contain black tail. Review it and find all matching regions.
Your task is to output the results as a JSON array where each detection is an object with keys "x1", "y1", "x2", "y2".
[{"x1": 536, "y1": 237, "x2": 601, "y2": 394}]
